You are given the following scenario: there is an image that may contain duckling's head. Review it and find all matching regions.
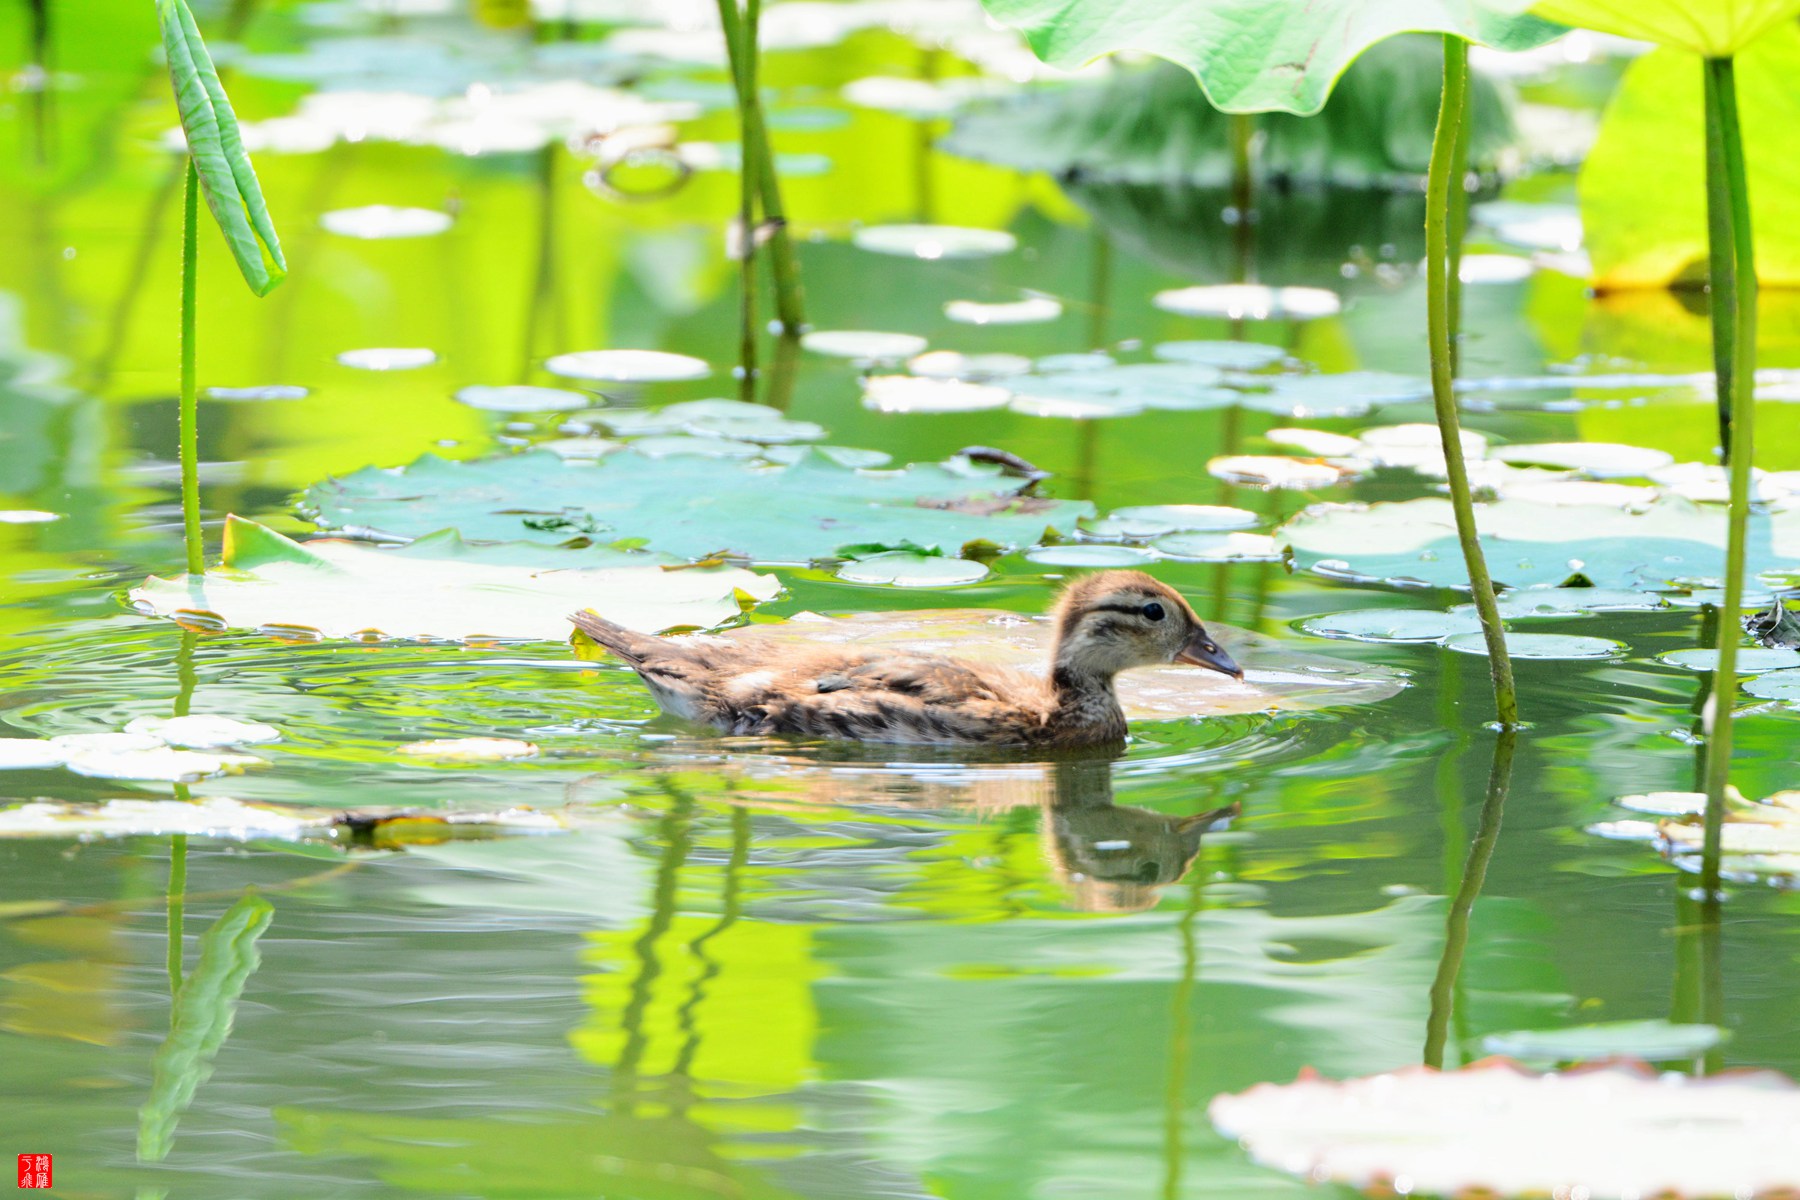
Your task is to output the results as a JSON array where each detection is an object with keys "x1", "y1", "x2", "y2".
[{"x1": 1050, "y1": 570, "x2": 1243, "y2": 681}]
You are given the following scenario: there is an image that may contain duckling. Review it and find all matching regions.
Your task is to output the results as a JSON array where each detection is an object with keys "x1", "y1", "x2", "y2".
[{"x1": 568, "y1": 569, "x2": 1243, "y2": 747}]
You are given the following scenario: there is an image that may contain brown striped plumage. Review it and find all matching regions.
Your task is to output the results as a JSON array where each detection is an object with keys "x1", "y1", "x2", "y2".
[{"x1": 569, "y1": 570, "x2": 1243, "y2": 748}]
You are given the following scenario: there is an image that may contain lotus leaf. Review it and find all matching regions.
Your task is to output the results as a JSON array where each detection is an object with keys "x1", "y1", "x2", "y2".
[
  {"x1": 976, "y1": 0, "x2": 1560, "y2": 115},
  {"x1": 1482, "y1": 1020, "x2": 1727, "y2": 1062},
  {"x1": 1210, "y1": 1059, "x2": 1800, "y2": 1197},
  {"x1": 1279, "y1": 494, "x2": 1800, "y2": 591},
  {"x1": 302, "y1": 448, "x2": 1092, "y2": 563},
  {"x1": 1531, "y1": 0, "x2": 1800, "y2": 55},
  {"x1": 0, "y1": 796, "x2": 564, "y2": 841},
  {"x1": 131, "y1": 516, "x2": 779, "y2": 641},
  {"x1": 714, "y1": 609, "x2": 1406, "y2": 719},
  {"x1": 1579, "y1": 25, "x2": 1800, "y2": 288}
]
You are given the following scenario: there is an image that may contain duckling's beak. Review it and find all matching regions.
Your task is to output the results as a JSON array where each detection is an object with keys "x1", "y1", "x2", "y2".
[{"x1": 1176, "y1": 629, "x2": 1244, "y2": 680}]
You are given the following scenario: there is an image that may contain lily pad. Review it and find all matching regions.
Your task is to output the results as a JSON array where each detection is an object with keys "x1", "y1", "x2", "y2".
[
  {"x1": 337, "y1": 347, "x2": 437, "y2": 371},
  {"x1": 1659, "y1": 647, "x2": 1800, "y2": 673},
  {"x1": 319, "y1": 205, "x2": 453, "y2": 238},
  {"x1": 123, "y1": 715, "x2": 282, "y2": 748},
  {"x1": 714, "y1": 609, "x2": 1405, "y2": 719},
  {"x1": 800, "y1": 330, "x2": 929, "y2": 360},
  {"x1": 454, "y1": 385, "x2": 593, "y2": 413},
  {"x1": 302, "y1": 448, "x2": 1092, "y2": 563},
  {"x1": 836, "y1": 552, "x2": 989, "y2": 587},
  {"x1": 863, "y1": 376, "x2": 1011, "y2": 414},
  {"x1": 1279, "y1": 494, "x2": 1800, "y2": 591},
  {"x1": 396, "y1": 738, "x2": 539, "y2": 761},
  {"x1": 909, "y1": 351, "x2": 1035, "y2": 380},
  {"x1": 204, "y1": 385, "x2": 308, "y2": 402},
  {"x1": 1491, "y1": 442, "x2": 1674, "y2": 477},
  {"x1": 64, "y1": 747, "x2": 258, "y2": 782},
  {"x1": 1488, "y1": 587, "x2": 1668, "y2": 617},
  {"x1": 543, "y1": 349, "x2": 709, "y2": 383},
  {"x1": 944, "y1": 297, "x2": 1064, "y2": 325},
  {"x1": 1209, "y1": 1059, "x2": 1800, "y2": 1199},
  {"x1": 1151, "y1": 532, "x2": 1283, "y2": 562},
  {"x1": 1299, "y1": 609, "x2": 1484, "y2": 644},
  {"x1": 1482, "y1": 1020, "x2": 1727, "y2": 1063},
  {"x1": 1265, "y1": 428, "x2": 1362, "y2": 457},
  {"x1": 1211, "y1": 456, "x2": 1353, "y2": 489},
  {"x1": 0, "y1": 797, "x2": 562, "y2": 842},
  {"x1": 1154, "y1": 284, "x2": 1341, "y2": 321},
  {"x1": 851, "y1": 224, "x2": 1017, "y2": 260},
  {"x1": 1442, "y1": 631, "x2": 1625, "y2": 660},
  {"x1": 1744, "y1": 668, "x2": 1800, "y2": 700},
  {"x1": 1154, "y1": 340, "x2": 1285, "y2": 369},
  {"x1": 131, "y1": 516, "x2": 778, "y2": 642},
  {"x1": 1111, "y1": 504, "x2": 1258, "y2": 531},
  {"x1": 0, "y1": 740, "x2": 66, "y2": 769},
  {"x1": 1025, "y1": 544, "x2": 1155, "y2": 567}
]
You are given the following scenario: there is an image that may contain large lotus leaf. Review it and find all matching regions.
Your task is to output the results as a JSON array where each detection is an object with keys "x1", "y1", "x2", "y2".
[
  {"x1": 1278, "y1": 494, "x2": 1800, "y2": 591},
  {"x1": 976, "y1": 0, "x2": 1561, "y2": 116},
  {"x1": 712, "y1": 609, "x2": 1405, "y2": 719},
  {"x1": 1580, "y1": 25, "x2": 1800, "y2": 289},
  {"x1": 1210, "y1": 1059, "x2": 1800, "y2": 1198},
  {"x1": 302, "y1": 449, "x2": 1092, "y2": 563},
  {"x1": 130, "y1": 517, "x2": 779, "y2": 641},
  {"x1": 945, "y1": 38, "x2": 1515, "y2": 187},
  {"x1": 1532, "y1": 0, "x2": 1800, "y2": 55}
]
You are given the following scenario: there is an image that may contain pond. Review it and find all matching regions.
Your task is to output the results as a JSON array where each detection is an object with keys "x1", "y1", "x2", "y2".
[{"x1": 3, "y1": 3, "x2": 1800, "y2": 1198}]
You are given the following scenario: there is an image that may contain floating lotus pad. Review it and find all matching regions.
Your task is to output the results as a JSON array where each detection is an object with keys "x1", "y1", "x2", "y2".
[
  {"x1": 1210, "y1": 1059, "x2": 1800, "y2": 1199},
  {"x1": 712, "y1": 609, "x2": 1405, "y2": 720},
  {"x1": 1745, "y1": 669, "x2": 1800, "y2": 700},
  {"x1": 303, "y1": 448, "x2": 1093, "y2": 562},
  {"x1": 455, "y1": 384, "x2": 593, "y2": 412},
  {"x1": 836, "y1": 552, "x2": 989, "y2": 587},
  {"x1": 0, "y1": 740, "x2": 65, "y2": 769},
  {"x1": 320, "y1": 204, "x2": 453, "y2": 238},
  {"x1": 1153, "y1": 340, "x2": 1286, "y2": 369},
  {"x1": 1152, "y1": 532, "x2": 1283, "y2": 562},
  {"x1": 800, "y1": 330, "x2": 929, "y2": 360},
  {"x1": 1458, "y1": 253, "x2": 1536, "y2": 284},
  {"x1": 1486, "y1": 587, "x2": 1669, "y2": 617},
  {"x1": 1492, "y1": 442, "x2": 1676, "y2": 477},
  {"x1": 863, "y1": 376, "x2": 1011, "y2": 414},
  {"x1": 1443, "y1": 631, "x2": 1625, "y2": 660},
  {"x1": 625, "y1": 435, "x2": 761, "y2": 459},
  {"x1": 1299, "y1": 609, "x2": 1484, "y2": 644},
  {"x1": 544, "y1": 349, "x2": 710, "y2": 382},
  {"x1": 204, "y1": 385, "x2": 308, "y2": 402},
  {"x1": 1482, "y1": 1020, "x2": 1726, "y2": 1062},
  {"x1": 1025, "y1": 544, "x2": 1155, "y2": 567},
  {"x1": 337, "y1": 347, "x2": 438, "y2": 371},
  {"x1": 132, "y1": 517, "x2": 777, "y2": 641},
  {"x1": 851, "y1": 224, "x2": 1017, "y2": 259},
  {"x1": 0, "y1": 796, "x2": 562, "y2": 841},
  {"x1": 1660, "y1": 647, "x2": 1800, "y2": 673},
  {"x1": 909, "y1": 351, "x2": 1034, "y2": 379},
  {"x1": 1153, "y1": 284, "x2": 1341, "y2": 321},
  {"x1": 1279, "y1": 494, "x2": 1800, "y2": 591},
  {"x1": 1265, "y1": 428, "x2": 1361, "y2": 457},
  {"x1": 397, "y1": 738, "x2": 539, "y2": 761},
  {"x1": 1211, "y1": 456, "x2": 1353, "y2": 489},
  {"x1": 945, "y1": 297, "x2": 1063, "y2": 325},
  {"x1": 1037, "y1": 352, "x2": 1115, "y2": 372},
  {"x1": 1111, "y1": 504, "x2": 1259, "y2": 532},
  {"x1": 1238, "y1": 372, "x2": 1431, "y2": 419},
  {"x1": 123, "y1": 715, "x2": 281, "y2": 748}
]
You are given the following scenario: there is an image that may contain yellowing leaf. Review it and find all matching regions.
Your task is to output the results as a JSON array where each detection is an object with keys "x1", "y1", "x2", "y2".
[{"x1": 1532, "y1": 0, "x2": 1800, "y2": 55}]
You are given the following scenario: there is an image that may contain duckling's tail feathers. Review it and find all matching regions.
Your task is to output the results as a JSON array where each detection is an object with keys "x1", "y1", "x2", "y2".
[{"x1": 569, "y1": 610, "x2": 663, "y2": 666}]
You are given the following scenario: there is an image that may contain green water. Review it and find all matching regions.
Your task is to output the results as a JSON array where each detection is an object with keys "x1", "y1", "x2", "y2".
[{"x1": 3, "y1": 5, "x2": 1800, "y2": 1198}]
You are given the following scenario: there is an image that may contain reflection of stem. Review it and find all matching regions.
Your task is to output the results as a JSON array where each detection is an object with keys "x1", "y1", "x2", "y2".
[
  {"x1": 1073, "y1": 420, "x2": 1097, "y2": 500},
  {"x1": 1087, "y1": 229, "x2": 1110, "y2": 350},
  {"x1": 1671, "y1": 887, "x2": 1725, "y2": 1075},
  {"x1": 1699, "y1": 55, "x2": 1756, "y2": 898},
  {"x1": 1160, "y1": 859, "x2": 1204, "y2": 1200},
  {"x1": 166, "y1": 836, "x2": 187, "y2": 997},
  {"x1": 179, "y1": 159, "x2": 204, "y2": 577},
  {"x1": 521, "y1": 142, "x2": 560, "y2": 382},
  {"x1": 614, "y1": 790, "x2": 694, "y2": 1112},
  {"x1": 1228, "y1": 113, "x2": 1254, "y2": 285},
  {"x1": 913, "y1": 47, "x2": 941, "y2": 222},
  {"x1": 1423, "y1": 726, "x2": 1516, "y2": 1069},
  {"x1": 174, "y1": 629, "x2": 198, "y2": 718},
  {"x1": 27, "y1": 0, "x2": 51, "y2": 168},
  {"x1": 762, "y1": 331, "x2": 800, "y2": 413},
  {"x1": 1427, "y1": 37, "x2": 1515, "y2": 728},
  {"x1": 669, "y1": 805, "x2": 750, "y2": 1117},
  {"x1": 87, "y1": 162, "x2": 182, "y2": 394}
]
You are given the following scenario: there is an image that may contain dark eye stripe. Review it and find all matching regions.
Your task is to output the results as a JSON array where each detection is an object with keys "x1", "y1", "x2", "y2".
[{"x1": 1085, "y1": 602, "x2": 1174, "y2": 619}]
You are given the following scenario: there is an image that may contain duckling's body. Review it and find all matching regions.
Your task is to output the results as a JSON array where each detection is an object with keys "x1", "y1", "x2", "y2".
[{"x1": 570, "y1": 570, "x2": 1243, "y2": 748}]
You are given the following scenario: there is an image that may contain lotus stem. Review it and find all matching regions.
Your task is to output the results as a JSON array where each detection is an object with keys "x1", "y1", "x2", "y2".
[
  {"x1": 1424, "y1": 726, "x2": 1516, "y2": 1069},
  {"x1": 1428, "y1": 36, "x2": 1516, "y2": 728},
  {"x1": 179, "y1": 157, "x2": 203, "y2": 577},
  {"x1": 1446, "y1": 67, "x2": 1471, "y2": 377},
  {"x1": 1700, "y1": 55, "x2": 1756, "y2": 897},
  {"x1": 717, "y1": 0, "x2": 757, "y2": 384},
  {"x1": 716, "y1": 0, "x2": 804, "y2": 339},
  {"x1": 166, "y1": 834, "x2": 187, "y2": 996}
]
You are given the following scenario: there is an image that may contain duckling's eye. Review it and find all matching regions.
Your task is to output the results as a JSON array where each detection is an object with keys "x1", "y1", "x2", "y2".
[{"x1": 1141, "y1": 602, "x2": 1166, "y2": 622}]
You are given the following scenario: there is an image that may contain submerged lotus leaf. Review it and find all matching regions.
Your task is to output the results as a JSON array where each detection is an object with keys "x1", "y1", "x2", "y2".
[
  {"x1": 977, "y1": 0, "x2": 1559, "y2": 115},
  {"x1": 1280, "y1": 495, "x2": 1800, "y2": 591},
  {"x1": 1209, "y1": 1059, "x2": 1800, "y2": 1198},
  {"x1": 715, "y1": 609, "x2": 1405, "y2": 719},
  {"x1": 131, "y1": 517, "x2": 778, "y2": 642},
  {"x1": 303, "y1": 448, "x2": 1092, "y2": 562},
  {"x1": 1482, "y1": 1020, "x2": 1726, "y2": 1062}
]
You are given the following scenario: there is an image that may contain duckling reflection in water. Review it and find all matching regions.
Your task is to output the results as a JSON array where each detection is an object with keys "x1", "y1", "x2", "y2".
[{"x1": 1043, "y1": 760, "x2": 1238, "y2": 913}]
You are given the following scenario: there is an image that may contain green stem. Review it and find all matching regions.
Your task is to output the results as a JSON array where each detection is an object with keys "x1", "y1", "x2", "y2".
[
  {"x1": 166, "y1": 834, "x2": 187, "y2": 997},
  {"x1": 1446, "y1": 69, "x2": 1471, "y2": 378},
  {"x1": 179, "y1": 158, "x2": 203, "y2": 576},
  {"x1": 1703, "y1": 66, "x2": 1737, "y2": 462},
  {"x1": 726, "y1": 0, "x2": 758, "y2": 387},
  {"x1": 1228, "y1": 112, "x2": 1254, "y2": 283},
  {"x1": 744, "y1": 90, "x2": 804, "y2": 332},
  {"x1": 1427, "y1": 36, "x2": 1516, "y2": 728},
  {"x1": 1700, "y1": 55, "x2": 1755, "y2": 897},
  {"x1": 1424, "y1": 727, "x2": 1516, "y2": 1068},
  {"x1": 1160, "y1": 861, "x2": 1203, "y2": 1200}
]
